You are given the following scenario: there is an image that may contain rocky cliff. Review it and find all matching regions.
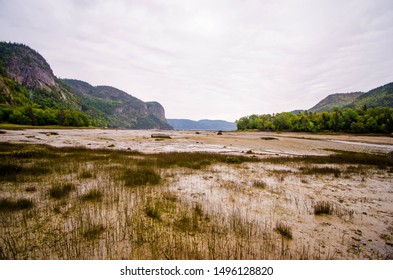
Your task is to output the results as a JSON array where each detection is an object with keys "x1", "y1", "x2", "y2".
[
  {"x1": 1, "y1": 43, "x2": 55, "y2": 90},
  {"x1": 62, "y1": 79, "x2": 172, "y2": 129},
  {"x1": 0, "y1": 42, "x2": 172, "y2": 129}
]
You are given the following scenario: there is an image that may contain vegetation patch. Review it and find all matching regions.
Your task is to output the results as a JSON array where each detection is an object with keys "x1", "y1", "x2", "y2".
[
  {"x1": 79, "y1": 170, "x2": 94, "y2": 179},
  {"x1": 313, "y1": 201, "x2": 334, "y2": 215},
  {"x1": 148, "y1": 152, "x2": 259, "y2": 170},
  {"x1": 264, "y1": 150, "x2": 393, "y2": 168},
  {"x1": 145, "y1": 205, "x2": 162, "y2": 221},
  {"x1": 80, "y1": 189, "x2": 102, "y2": 202},
  {"x1": 0, "y1": 141, "x2": 389, "y2": 259},
  {"x1": 275, "y1": 221, "x2": 293, "y2": 240},
  {"x1": 261, "y1": 137, "x2": 278, "y2": 140},
  {"x1": 123, "y1": 167, "x2": 161, "y2": 187},
  {"x1": 252, "y1": 180, "x2": 267, "y2": 189},
  {"x1": 151, "y1": 133, "x2": 171, "y2": 139},
  {"x1": 25, "y1": 186, "x2": 37, "y2": 192},
  {"x1": 0, "y1": 162, "x2": 50, "y2": 181},
  {"x1": 0, "y1": 198, "x2": 34, "y2": 211},
  {"x1": 83, "y1": 224, "x2": 105, "y2": 240},
  {"x1": 0, "y1": 162, "x2": 23, "y2": 177},
  {"x1": 300, "y1": 166, "x2": 341, "y2": 177},
  {"x1": 49, "y1": 183, "x2": 76, "y2": 199},
  {"x1": 237, "y1": 107, "x2": 393, "y2": 134}
]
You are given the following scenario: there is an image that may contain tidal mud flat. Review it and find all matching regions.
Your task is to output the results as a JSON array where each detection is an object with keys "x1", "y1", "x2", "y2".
[
  {"x1": 0, "y1": 129, "x2": 392, "y2": 259},
  {"x1": 1, "y1": 128, "x2": 393, "y2": 155}
]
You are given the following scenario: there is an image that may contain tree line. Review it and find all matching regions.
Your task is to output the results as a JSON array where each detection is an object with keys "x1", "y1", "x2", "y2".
[
  {"x1": 236, "y1": 107, "x2": 393, "y2": 134},
  {"x1": 0, "y1": 105, "x2": 91, "y2": 127}
]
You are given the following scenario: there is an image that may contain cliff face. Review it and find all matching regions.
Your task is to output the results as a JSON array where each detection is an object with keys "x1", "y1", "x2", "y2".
[
  {"x1": 62, "y1": 79, "x2": 172, "y2": 129},
  {"x1": 0, "y1": 42, "x2": 82, "y2": 111},
  {"x1": 1, "y1": 42, "x2": 56, "y2": 91},
  {"x1": 146, "y1": 101, "x2": 166, "y2": 121},
  {"x1": 0, "y1": 42, "x2": 172, "y2": 129}
]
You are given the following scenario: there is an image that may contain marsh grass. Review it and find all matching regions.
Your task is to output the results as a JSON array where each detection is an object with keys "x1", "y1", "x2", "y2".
[
  {"x1": 83, "y1": 224, "x2": 105, "y2": 240},
  {"x1": 275, "y1": 221, "x2": 293, "y2": 240},
  {"x1": 0, "y1": 162, "x2": 22, "y2": 177},
  {"x1": 264, "y1": 150, "x2": 393, "y2": 168},
  {"x1": 123, "y1": 167, "x2": 161, "y2": 187},
  {"x1": 0, "y1": 142, "x2": 387, "y2": 259},
  {"x1": 174, "y1": 204, "x2": 205, "y2": 233},
  {"x1": 253, "y1": 180, "x2": 267, "y2": 189},
  {"x1": 147, "y1": 152, "x2": 258, "y2": 169},
  {"x1": 313, "y1": 201, "x2": 334, "y2": 215},
  {"x1": 25, "y1": 186, "x2": 37, "y2": 192},
  {"x1": 0, "y1": 161, "x2": 51, "y2": 182},
  {"x1": 80, "y1": 190, "x2": 102, "y2": 202},
  {"x1": 49, "y1": 183, "x2": 76, "y2": 199},
  {"x1": 79, "y1": 170, "x2": 95, "y2": 179},
  {"x1": 145, "y1": 204, "x2": 162, "y2": 221},
  {"x1": 300, "y1": 166, "x2": 341, "y2": 177},
  {"x1": 0, "y1": 198, "x2": 34, "y2": 212}
]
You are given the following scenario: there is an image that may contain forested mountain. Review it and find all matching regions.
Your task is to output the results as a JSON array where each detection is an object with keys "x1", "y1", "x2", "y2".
[
  {"x1": 237, "y1": 82, "x2": 393, "y2": 134},
  {"x1": 167, "y1": 119, "x2": 236, "y2": 130},
  {"x1": 309, "y1": 82, "x2": 393, "y2": 112},
  {"x1": 62, "y1": 79, "x2": 172, "y2": 129},
  {"x1": 347, "y1": 82, "x2": 393, "y2": 109},
  {"x1": 309, "y1": 92, "x2": 363, "y2": 112},
  {"x1": 0, "y1": 42, "x2": 172, "y2": 129}
]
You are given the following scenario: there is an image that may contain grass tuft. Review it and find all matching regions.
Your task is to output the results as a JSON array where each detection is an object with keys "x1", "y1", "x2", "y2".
[
  {"x1": 275, "y1": 221, "x2": 293, "y2": 240},
  {"x1": 0, "y1": 162, "x2": 22, "y2": 177},
  {"x1": 123, "y1": 168, "x2": 161, "y2": 187},
  {"x1": 253, "y1": 180, "x2": 267, "y2": 189},
  {"x1": 80, "y1": 189, "x2": 102, "y2": 202},
  {"x1": 313, "y1": 201, "x2": 333, "y2": 215},
  {"x1": 264, "y1": 150, "x2": 393, "y2": 168},
  {"x1": 0, "y1": 198, "x2": 34, "y2": 212},
  {"x1": 49, "y1": 183, "x2": 76, "y2": 199},
  {"x1": 145, "y1": 205, "x2": 162, "y2": 221},
  {"x1": 25, "y1": 186, "x2": 37, "y2": 192},
  {"x1": 83, "y1": 224, "x2": 105, "y2": 240},
  {"x1": 300, "y1": 166, "x2": 341, "y2": 177},
  {"x1": 79, "y1": 170, "x2": 94, "y2": 179}
]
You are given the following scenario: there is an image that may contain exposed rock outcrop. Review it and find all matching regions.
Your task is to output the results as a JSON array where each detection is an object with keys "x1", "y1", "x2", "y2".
[{"x1": 0, "y1": 42, "x2": 173, "y2": 129}]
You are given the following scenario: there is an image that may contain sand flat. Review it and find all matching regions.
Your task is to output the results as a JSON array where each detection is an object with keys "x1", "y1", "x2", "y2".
[{"x1": 1, "y1": 129, "x2": 392, "y2": 155}]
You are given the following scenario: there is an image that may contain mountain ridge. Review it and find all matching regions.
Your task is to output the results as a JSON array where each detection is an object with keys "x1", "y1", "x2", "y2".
[
  {"x1": 309, "y1": 92, "x2": 364, "y2": 112},
  {"x1": 309, "y1": 82, "x2": 393, "y2": 112},
  {"x1": 62, "y1": 79, "x2": 172, "y2": 129},
  {"x1": 167, "y1": 119, "x2": 236, "y2": 131},
  {"x1": 0, "y1": 42, "x2": 172, "y2": 129}
]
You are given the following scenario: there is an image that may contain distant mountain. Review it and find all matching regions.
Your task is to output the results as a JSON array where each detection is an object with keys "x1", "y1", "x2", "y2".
[
  {"x1": 290, "y1": 110, "x2": 304, "y2": 114},
  {"x1": 167, "y1": 119, "x2": 236, "y2": 130},
  {"x1": 309, "y1": 82, "x2": 393, "y2": 112},
  {"x1": 0, "y1": 42, "x2": 172, "y2": 129},
  {"x1": 347, "y1": 82, "x2": 393, "y2": 109},
  {"x1": 62, "y1": 79, "x2": 172, "y2": 129},
  {"x1": 309, "y1": 92, "x2": 363, "y2": 112}
]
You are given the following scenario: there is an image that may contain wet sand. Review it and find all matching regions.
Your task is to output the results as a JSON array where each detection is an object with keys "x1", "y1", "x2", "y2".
[
  {"x1": 1, "y1": 128, "x2": 393, "y2": 259},
  {"x1": 1, "y1": 129, "x2": 392, "y2": 156}
]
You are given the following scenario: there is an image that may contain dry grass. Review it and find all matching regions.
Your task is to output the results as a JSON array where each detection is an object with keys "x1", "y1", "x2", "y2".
[
  {"x1": 0, "y1": 198, "x2": 34, "y2": 212},
  {"x1": 275, "y1": 221, "x2": 293, "y2": 240},
  {"x1": 313, "y1": 201, "x2": 334, "y2": 215},
  {"x1": 0, "y1": 142, "x2": 391, "y2": 260}
]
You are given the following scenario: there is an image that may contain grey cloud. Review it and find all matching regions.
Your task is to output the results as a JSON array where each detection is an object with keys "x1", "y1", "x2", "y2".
[{"x1": 1, "y1": 0, "x2": 393, "y2": 121}]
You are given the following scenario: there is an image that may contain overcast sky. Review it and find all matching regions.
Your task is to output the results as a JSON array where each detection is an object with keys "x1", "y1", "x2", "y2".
[{"x1": 1, "y1": 0, "x2": 393, "y2": 121}]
